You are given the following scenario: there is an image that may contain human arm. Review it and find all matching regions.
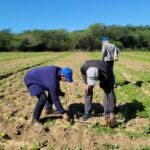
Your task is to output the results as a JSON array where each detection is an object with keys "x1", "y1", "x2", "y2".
[
  {"x1": 57, "y1": 82, "x2": 65, "y2": 96},
  {"x1": 80, "y1": 65, "x2": 87, "y2": 84},
  {"x1": 49, "y1": 85, "x2": 65, "y2": 114}
]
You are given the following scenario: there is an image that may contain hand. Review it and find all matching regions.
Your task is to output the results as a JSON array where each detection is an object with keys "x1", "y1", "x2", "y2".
[
  {"x1": 62, "y1": 112, "x2": 69, "y2": 121},
  {"x1": 85, "y1": 85, "x2": 89, "y2": 93},
  {"x1": 109, "y1": 114, "x2": 115, "y2": 127},
  {"x1": 73, "y1": 82, "x2": 79, "y2": 86},
  {"x1": 85, "y1": 85, "x2": 93, "y2": 94}
]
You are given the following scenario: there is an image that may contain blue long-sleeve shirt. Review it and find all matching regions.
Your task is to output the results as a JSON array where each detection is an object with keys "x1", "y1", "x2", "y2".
[{"x1": 24, "y1": 66, "x2": 65, "y2": 114}]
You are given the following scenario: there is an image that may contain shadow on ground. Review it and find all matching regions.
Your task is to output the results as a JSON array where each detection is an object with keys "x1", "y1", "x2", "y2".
[
  {"x1": 68, "y1": 103, "x2": 103, "y2": 119},
  {"x1": 68, "y1": 99, "x2": 145, "y2": 123},
  {"x1": 116, "y1": 99, "x2": 145, "y2": 123},
  {"x1": 117, "y1": 80, "x2": 131, "y2": 86},
  {"x1": 40, "y1": 99, "x2": 145, "y2": 124},
  {"x1": 116, "y1": 80, "x2": 145, "y2": 87}
]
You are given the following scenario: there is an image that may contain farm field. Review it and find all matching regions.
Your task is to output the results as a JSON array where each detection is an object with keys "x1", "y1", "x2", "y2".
[{"x1": 0, "y1": 51, "x2": 150, "y2": 150}]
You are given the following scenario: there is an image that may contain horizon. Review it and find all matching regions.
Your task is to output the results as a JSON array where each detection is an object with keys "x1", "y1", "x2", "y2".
[{"x1": 1, "y1": 23, "x2": 150, "y2": 34}]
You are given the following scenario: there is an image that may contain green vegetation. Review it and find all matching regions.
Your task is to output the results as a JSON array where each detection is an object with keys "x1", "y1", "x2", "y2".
[
  {"x1": 136, "y1": 145, "x2": 150, "y2": 150},
  {"x1": 0, "y1": 51, "x2": 149, "y2": 149},
  {"x1": 102, "y1": 143, "x2": 119, "y2": 150},
  {"x1": 0, "y1": 131, "x2": 8, "y2": 140},
  {"x1": 91, "y1": 122, "x2": 116, "y2": 135},
  {"x1": 0, "y1": 24, "x2": 150, "y2": 52}
]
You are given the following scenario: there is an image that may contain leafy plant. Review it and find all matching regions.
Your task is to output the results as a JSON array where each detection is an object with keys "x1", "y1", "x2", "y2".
[
  {"x1": 91, "y1": 122, "x2": 116, "y2": 135},
  {"x1": 102, "y1": 143, "x2": 119, "y2": 150},
  {"x1": 31, "y1": 141, "x2": 47, "y2": 150},
  {"x1": 0, "y1": 131, "x2": 9, "y2": 140},
  {"x1": 136, "y1": 145, "x2": 150, "y2": 150}
]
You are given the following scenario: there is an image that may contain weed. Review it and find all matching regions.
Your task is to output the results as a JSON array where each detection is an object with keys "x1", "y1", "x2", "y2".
[
  {"x1": 0, "y1": 131, "x2": 9, "y2": 140},
  {"x1": 142, "y1": 125, "x2": 150, "y2": 135},
  {"x1": 20, "y1": 145, "x2": 28, "y2": 150},
  {"x1": 125, "y1": 131, "x2": 145, "y2": 139},
  {"x1": 31, "y1": 142, "x2": 41, "y2": 150},
  {"x1": 136, "y1": 145, "x2": 150, "y2": 150},
  {"x1": 91, "y1": 122, "x2": 116, "y2": 135},
  {"x1": 44, "y1": 118, "x2": 56, "y2": 127},
  {"x1": 61, "y1": 145, "x2": 71, "y2": 150},
  {"x1": 102, "y1": 143, "x2": 119, "y2": 150},
  {"x1": 74, "y1": 146, "x2": 81, "y2": 150},
  {"x1": 31, "y1": 141, "x2": 47, "y2": 150},
  {"x1": 46, "y1": 145, "x2": 55, "y2": 150}
]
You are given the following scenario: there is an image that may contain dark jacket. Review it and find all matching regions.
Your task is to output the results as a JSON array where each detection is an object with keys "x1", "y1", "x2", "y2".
[
  {"x1": 24, "y1": 66, "x2": 65, "y2": 113},
  {"x1": 80, "y1": 60, "x2": 114, "y2": 91}
]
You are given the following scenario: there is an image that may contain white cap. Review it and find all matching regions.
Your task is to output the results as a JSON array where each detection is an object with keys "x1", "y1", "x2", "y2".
[{"x1": 87, "y1": 67, "x2": 99, "y2": 85}]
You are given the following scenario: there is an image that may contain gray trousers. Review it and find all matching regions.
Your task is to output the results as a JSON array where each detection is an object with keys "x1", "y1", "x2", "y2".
[{"x1": 84, "y1": 87, "x2": 116, "y2": 118}]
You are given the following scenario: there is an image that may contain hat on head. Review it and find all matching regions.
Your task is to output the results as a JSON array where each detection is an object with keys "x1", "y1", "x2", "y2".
[
  {"x1": 87, "y1": 67, "x2": 99, "y2": 86},
  {"x1": 102, "y1": 36, "x2": 109, "y2": 42},
  {"x1": 61, "y1": 67, "x2": 73, "y2": 82}
]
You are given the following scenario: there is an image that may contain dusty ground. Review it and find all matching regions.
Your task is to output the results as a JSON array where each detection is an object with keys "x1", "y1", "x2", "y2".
[{"x1": 0, "y1": 52, "x2": 150, "y2": 150}]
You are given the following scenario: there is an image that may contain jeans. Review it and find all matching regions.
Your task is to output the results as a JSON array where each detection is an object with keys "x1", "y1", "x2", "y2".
[{"x1": 33, "y1": 92, "x2": 53, "y2": 120}]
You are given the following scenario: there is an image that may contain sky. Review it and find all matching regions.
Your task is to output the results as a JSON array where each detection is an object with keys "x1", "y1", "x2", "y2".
[{"x1": 0, "y1": 0, "x2": 150, "y2": 33}]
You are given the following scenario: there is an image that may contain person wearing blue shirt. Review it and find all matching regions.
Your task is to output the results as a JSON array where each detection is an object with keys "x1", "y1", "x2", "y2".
[{"x1": 24, "y1": 66, "x2": 73, "y2": 126}]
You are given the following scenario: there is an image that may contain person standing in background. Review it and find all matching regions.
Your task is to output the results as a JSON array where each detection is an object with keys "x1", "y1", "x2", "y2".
[{"x1": 101, "y1": 37, "x2": 120, "y2": 87}]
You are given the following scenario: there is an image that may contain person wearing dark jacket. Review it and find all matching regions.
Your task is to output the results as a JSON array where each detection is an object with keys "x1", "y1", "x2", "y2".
[
  {"x1": 24, "y1": 66, "x2": 73, "y2": 126},
  {"x1": 80, "y1": 60, "x2": 116, "y2": 127}
]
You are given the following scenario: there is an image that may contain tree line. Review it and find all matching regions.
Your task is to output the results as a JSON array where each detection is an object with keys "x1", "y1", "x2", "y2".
[{"x1": 0, "y1": 23, "x2": 150, "y2": 52}]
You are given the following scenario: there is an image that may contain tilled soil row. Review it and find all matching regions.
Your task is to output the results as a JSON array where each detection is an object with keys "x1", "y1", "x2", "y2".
[{"x1": 0, "y1": 52, "x2": 150, "y2": 150}]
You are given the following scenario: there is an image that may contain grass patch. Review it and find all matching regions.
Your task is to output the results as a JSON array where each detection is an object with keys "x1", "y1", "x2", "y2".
[
  {"x1": 102, "y1": 143, "x2": 119, "y2": 150},
  {"x1": 91, "y1": 122, "x2": 116, "y2": 135},
  {"x1": 136, "y1": 145, "x2": 150, "y2": 150}
]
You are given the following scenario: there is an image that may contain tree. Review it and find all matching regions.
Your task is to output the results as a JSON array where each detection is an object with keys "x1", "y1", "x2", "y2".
[{"x1": 0, "y1": 29, "x2": 13, "y2": 51}]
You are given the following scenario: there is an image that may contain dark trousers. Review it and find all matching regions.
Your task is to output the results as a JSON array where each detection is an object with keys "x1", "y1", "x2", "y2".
[
  {"x1": 33, "y1": 92, "x2": 53, "y2": 120},
  {"x1": 84, "y1": 86, "x2": 116, "y2": 118},
  {"x1": 106, "y1": 61, "x2": 116, "y2": 84}
]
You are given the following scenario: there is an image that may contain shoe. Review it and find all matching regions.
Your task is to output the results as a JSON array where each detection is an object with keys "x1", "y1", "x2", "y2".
[
  {"x1": 53, "y1": 109, "x2": 60, "y2": 115},
  {"x1": 31, "y1": 119, "x2": 42, "y2": 127},
  {"x1": 79, "y1": 114, "x2": 90, "y2": 122},
  {"x1": 45, "y1": 108, "x2": 61, "y2": 116},
  {"x1": 45, "y1": 108, "x2": 54, "y2": 115}
]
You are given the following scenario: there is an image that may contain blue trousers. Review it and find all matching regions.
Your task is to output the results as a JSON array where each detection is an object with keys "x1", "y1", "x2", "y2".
[{"x1": 33, "y1": 92, "x2": 53, "y2": 120}]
